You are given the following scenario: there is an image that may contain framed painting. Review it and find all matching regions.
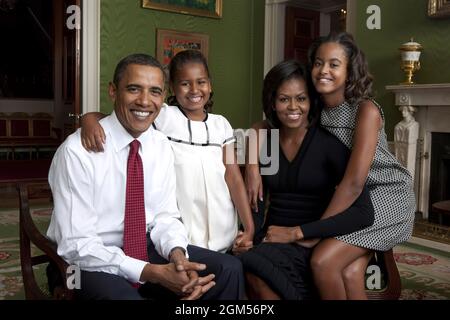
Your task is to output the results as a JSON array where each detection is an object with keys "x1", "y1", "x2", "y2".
[
  {"x1": 156, "y1": 29, "x2": 209, "y2": 66},
  {"x1": 142, "y1": 0, "x2": 222, "y2": 19},
  {"x1": 428, "y1": 0, "x2": 450, "y2": 18}
]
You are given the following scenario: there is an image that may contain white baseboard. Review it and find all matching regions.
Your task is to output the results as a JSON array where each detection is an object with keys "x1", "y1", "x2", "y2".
[{"x1": 407, "y1": 236, "x2": 450, "y2": 253}]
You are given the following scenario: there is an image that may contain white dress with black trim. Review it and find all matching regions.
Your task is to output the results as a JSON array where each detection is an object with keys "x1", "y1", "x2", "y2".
[{"x1": 154, "y1": 104, "x2": 238, "y2": 253}]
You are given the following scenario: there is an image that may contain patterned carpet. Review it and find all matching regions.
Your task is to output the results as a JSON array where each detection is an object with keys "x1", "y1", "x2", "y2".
[
  {"x1": 395, "y1": 242, "x2": 450, "y2": 299},
  {"x1": 0, "y1": 207, "x2": 51, "y2": 300},
  {"x1": 1, "y1": 207, "x2": 449, "y2": 300}
]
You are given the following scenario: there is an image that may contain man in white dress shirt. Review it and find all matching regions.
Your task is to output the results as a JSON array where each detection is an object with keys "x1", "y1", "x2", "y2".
[{"x1": 46, "y1": 53, "x2": 244, "y2": 300}]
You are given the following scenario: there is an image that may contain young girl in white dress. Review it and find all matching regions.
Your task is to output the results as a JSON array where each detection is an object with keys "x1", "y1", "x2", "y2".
[{"x1": 81, "y1": 50, "x2": 254, "y2": 254}]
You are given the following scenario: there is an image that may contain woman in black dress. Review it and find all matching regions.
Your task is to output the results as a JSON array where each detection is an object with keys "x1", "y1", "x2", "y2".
[{"x1": 238, "y1": 60, "x2": 374, "y2": 299}]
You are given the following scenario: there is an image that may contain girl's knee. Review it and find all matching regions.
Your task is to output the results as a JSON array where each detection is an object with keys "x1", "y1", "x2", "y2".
[
  {"x1": 342, "y1": 253, "x2": 372, "y2": 290},
  {"x1": 342, "y1": 263, "x2": 364, "y2": 284},
  {"x1": 310, "y1": 251, "x2": 333, "y2": 274}
]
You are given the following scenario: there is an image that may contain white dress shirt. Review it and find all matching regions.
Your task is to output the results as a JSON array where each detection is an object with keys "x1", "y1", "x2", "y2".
[{"x1": 47, "y1": 112, "x2": 189, "y2": 283}]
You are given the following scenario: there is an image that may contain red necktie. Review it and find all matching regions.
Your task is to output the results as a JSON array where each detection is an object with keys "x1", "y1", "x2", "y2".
[{"x1": 123, "y1": 140, "x2": 149, "y2": 263}]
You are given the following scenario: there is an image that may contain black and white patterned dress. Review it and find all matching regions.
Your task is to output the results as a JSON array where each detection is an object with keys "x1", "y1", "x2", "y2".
[{"x1": 321, "y1": 100, "x2": 416, "y2": 251}]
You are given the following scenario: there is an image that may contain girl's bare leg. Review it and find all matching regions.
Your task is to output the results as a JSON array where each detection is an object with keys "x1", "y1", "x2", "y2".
[
  {"x1": 310, "y1": 238, "x2": 369, "y2": 300},
  {"x1": 342, "y1": 252, "x2": 373, "y2": 300},
  {"x1": 245, "y1": 272, "x2": 281, "y2": 300}
]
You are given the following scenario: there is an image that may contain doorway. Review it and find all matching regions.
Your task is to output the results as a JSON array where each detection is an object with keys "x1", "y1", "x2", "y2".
[
  {"x1": 263, "y1": 0, "x2": 350, "y2": 74},
  {"x1": 0, "y1": 0, "x2": 81, "y2": 182},
  {"x1": 284, "y1": 7, "x2": 320, "y2": 64},
  {"x1": 285, "y1": 1, "x2": 347, "y2": 63}
]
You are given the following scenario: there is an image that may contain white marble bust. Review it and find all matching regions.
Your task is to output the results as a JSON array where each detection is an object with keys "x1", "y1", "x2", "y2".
[
  {"x1": 394, "y1": 105, "x2": 419, "y2": 178},
  {"x1": 395, "y1": 106, "x2": 419, "y2": 143}
]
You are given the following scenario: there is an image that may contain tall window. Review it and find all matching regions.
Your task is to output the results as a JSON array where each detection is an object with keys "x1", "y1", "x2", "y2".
[{"x1": 0, "y1": 0, "x2": 54, "y2": 99}]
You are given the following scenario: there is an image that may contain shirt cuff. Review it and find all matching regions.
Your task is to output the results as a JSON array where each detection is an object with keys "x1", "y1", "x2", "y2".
[
  {"x1": 162, "y1": 240, "x2": 189, "y2": 261},
  {"x1": 223, "y1": 136, "x2": 236, "y2": 146},
  {"x1": 119, "y1": 256, "x2": 148, "y2": 284}
]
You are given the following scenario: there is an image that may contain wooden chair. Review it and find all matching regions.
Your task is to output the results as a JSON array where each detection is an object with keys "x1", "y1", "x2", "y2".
[
  {"x1": 18, "y1": 180, "x2": 74, "y2": 300},
  {"x1": 365, "y1": 249, "x2": 401, "y2": 300}
]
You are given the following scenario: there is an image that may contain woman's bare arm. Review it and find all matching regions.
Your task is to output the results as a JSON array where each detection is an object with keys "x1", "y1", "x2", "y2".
[
  {"x1": 318, "y1": 100, "x2": 382, "y2": 220},
  {"x1": 245, "y1": 120, "x2": 269, "y2": 210},
  {"x1": 223, "y1": 144, "x2": 255, "y2": 253}
]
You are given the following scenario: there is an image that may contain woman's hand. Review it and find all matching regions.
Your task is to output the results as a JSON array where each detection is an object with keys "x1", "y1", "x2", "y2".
[
  {"x1": 80, "y1": 113, "x2": 106, "y2": 152},
  {"x1": 245, "y1": 164, "x2": 263, "y2": 212},
  {"x1": 232, "y1": 230, "x2": 253, "y2": 255},
  {"x1": 263, "y1": 226, "x2": 302, "y2": 244}
]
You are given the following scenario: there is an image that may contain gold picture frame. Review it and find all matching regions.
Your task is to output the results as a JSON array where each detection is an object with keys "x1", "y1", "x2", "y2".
[
  {"x1": 156, "y1": 29, "x2": 209, "y2": 66},
  {"x1": 428, "y1": 0, "x2": 450, "y2": 18},
  {"x1": 142, "y1": 0, "x2": 222, "y2": 19}
]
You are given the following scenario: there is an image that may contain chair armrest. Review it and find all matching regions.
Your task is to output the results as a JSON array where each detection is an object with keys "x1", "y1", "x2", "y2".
[
  {"x1": 18, "y1": 183, "x2": 71, "y2": 296},
  {"x1": 20, "y1": 216, "x2": 69, "y2": 275}
]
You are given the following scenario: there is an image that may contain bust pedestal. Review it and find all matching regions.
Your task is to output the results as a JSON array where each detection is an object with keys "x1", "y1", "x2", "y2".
[{"x1": 393, "y1": 107, "x2": 419, "y2": 180}]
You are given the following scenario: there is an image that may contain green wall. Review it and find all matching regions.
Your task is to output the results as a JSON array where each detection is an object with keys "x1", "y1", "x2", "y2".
[
  {"x1": 355, "y1": 0, "x2": 450, "y2": 139},
  {"x1": 100, "y1": 0, "x2": 265, "y2": 129}
]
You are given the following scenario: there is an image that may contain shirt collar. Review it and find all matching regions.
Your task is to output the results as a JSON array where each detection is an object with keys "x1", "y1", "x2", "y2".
[{"x1": 107, "y1": 111, "x2": 152, "y2": 153}]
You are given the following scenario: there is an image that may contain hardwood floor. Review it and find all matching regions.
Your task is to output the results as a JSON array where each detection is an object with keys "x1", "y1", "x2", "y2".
[{"x1": 0, "y1": 182, "x2": 20, "y2": 209}]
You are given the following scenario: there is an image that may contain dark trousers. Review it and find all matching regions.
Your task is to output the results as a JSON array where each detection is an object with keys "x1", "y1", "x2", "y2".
[{"x1": 48, "y1": 241, "x2": 245, "y2": 300}]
